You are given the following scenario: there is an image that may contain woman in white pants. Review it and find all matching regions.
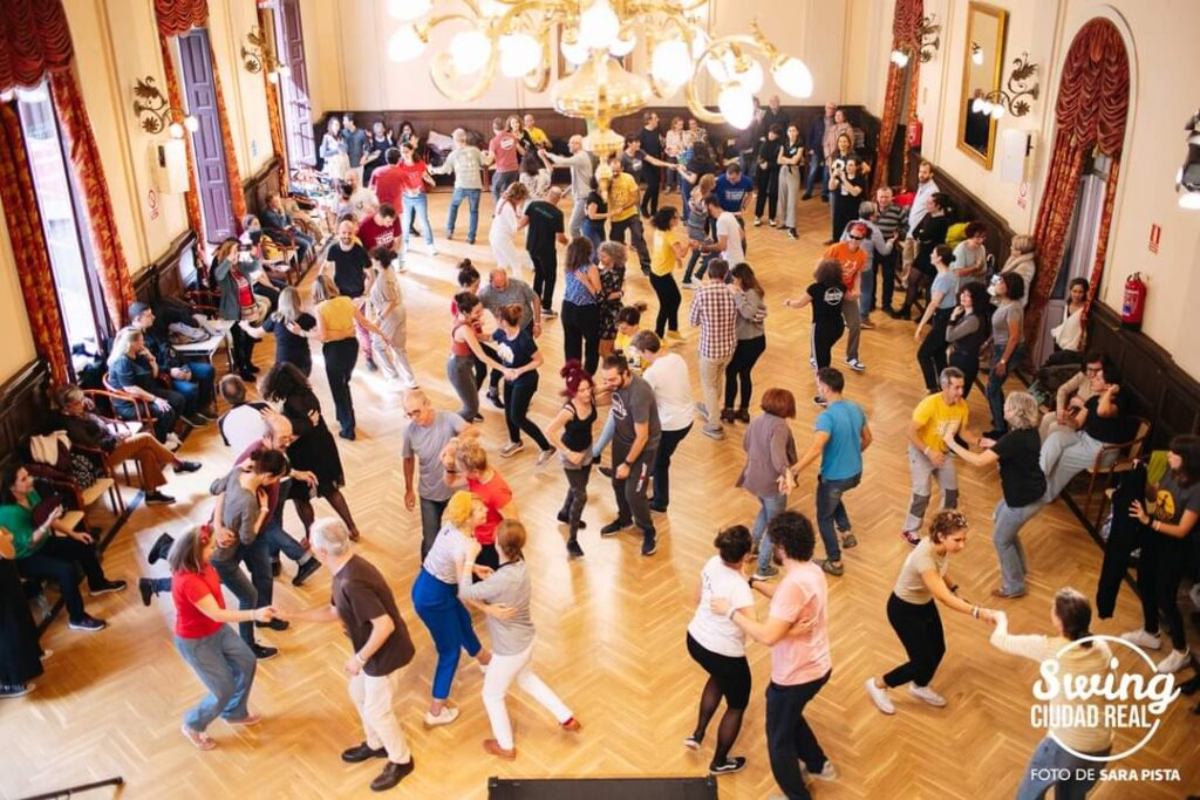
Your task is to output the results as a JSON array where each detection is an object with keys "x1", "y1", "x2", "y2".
[
  {"x1": 774, "y1": 124, "x2": 804, "y2": 238},
  {"x1": 459, "y1": 519, "x2": 581, "y2": 758},
  {"x1": 489, "y1": 182, "x2": 530, "y2": 277},
  {"x1": 366, "y1": 248, "x2": 417, "y2": 388}
]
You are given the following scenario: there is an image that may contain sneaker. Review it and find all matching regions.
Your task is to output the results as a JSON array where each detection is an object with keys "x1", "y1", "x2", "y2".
[
  {"x1": 138, "y1": 578, "x2": 155, "y2": 607},
  {"x1": 815, "y1": 559, "x2": 844, "y2": 577},
  {"x1": 487, "y1": 389, "x2": 505, "y2": 409},
  {"x1": 900, "y1": 529, "x2": 921, "y2": 546},
  {"x1": 1121, "y1": 629, "x2": 1163, "y2": 651},
  {"x1": 801, "y1": 760, "x2": 839, "y2": 783},
  {"x1": 555, "y1": 512, "x2": 587, "y2": 529},
  {"x1": 710, "y1": 757, "x2": 747, "y2": 775},
  {"x1": 566, "y1": 540, "x2": 585, "y2": 559},
  {"x1": 641, "y1": 532, "x2": 658, "y2": 557},
  {"x1": 768, "y1": 220, "x2": 778, "y2": 228},
  {"x1": 813, "y1": 395, "x2": 827, "y2": 407},
  {"x1": 840, "y1": 532, "x2": 858, "y2": 549},
  {"x1": 0, "y1": 682, "x2": 35, "y2": 699},
  {"x1": 68, "y1": 614, "x2": 107, "y2": 632},
  {"x1": 541, "y1": 307, "x2": 558, "y2": 318},
  {"x1": 695, "y1": 402, "x2": 710, "y2": 421},
  {"x1": 1157, "y1": 649, "x2": 1192, "y2": 674},
  {"x1": 89, "y1": 579, "x2": 127, "y2": 596},
  {"x1": 424, "y1": 705, "x2": 459, "y2": 727},
  {"x1": 701, "y1": 426, "x2": 726, "y2": 441},
  {"x1": 148, "y1": 532, "x2": 175, "y2": 565},
  {"x1": 173, "y1": 459, "x2": 202, "y2": 474},
  {"x1": 181, "y1": 724, "x2": 216, "y2": 751},
  {"x1": 598, "y1": 465, "x2": 614, "y2": 479},
  {"x1": 719, "y1": 408, "x2": 735, "y2": 424},
  {"x1": 734, "y1": 409, "x2": 751, "y2": 424},
  {"x1": 293, "y1": 557, "x2": 322, "y2": 587},
  {"x1": 682, "y1": 279, "x2": 699, "y2": 290},
  {"x1": 144, "y1": 490, "x2": 176, "y2": 506},
  {"x1": 846, "y1": 358, "x2": 866, "y2": 372},
  {"x1": 864, "y1": 679, "x2": 895, "y2": 715},
  {"x1": 752, "y1": 564, "x2": 779, "y2": 580},
  {"x1": 684, "y1": 734, "x2": 702, "y2": 751},
  {"x1": 537, "y1": 447, "x2": 557, "y2": 466},
  {"x1": 251, "y1": 644, "x2": 279, "y2": 660},
  {"x1": 753, "y1": 218, "x2": 762, "y2": 227},
  {"x1": 342, "y1": 742, "x2": 388, "y2": 763},
  {"x1": 338, "y1": 430, "x2": 356, "y2": 441},
  {"x1": 255, "y1": 618, "x2": 290, "y2": 632},
  {"x1": 499, "y1": 441, "x2": 525, "y2": 458},
  {"x1": 788, "y1": 228, "x2": 798, "y2": 240},
  {"x1": 909, "y1": 685, "x2": 947, "y2": 707},
  {"x1": 600, "y1": 518, "x2": 630, "y2": 536}
]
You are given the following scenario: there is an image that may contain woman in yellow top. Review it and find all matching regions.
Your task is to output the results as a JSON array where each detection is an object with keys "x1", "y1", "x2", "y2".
[
  {"x1": 648, "y1": 207, "x2": 692, "y2": 340},
  {"x1": 310, "y1": 275, "x2": 383, "y2": 440}
]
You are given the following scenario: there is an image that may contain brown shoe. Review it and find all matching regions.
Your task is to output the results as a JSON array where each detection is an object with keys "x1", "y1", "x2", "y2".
[
  {"x1": 483, "y1": 738, "x2": 517, "y2": 759},
  {"x1": 561, "y1": 717, "x2": 582, "y2": 732}
]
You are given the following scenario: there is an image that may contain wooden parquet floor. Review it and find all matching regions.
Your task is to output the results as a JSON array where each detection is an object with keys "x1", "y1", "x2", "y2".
[{"x1": 3, "y1": 192, "x2": 1197, "y2": 800}]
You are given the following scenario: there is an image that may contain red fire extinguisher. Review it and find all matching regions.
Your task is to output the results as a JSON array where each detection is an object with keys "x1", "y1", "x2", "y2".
[
  {"x1": 907, "y1": 118, "x2": 923, "y2": 149},
  {"x1": 1121, "y1": 272, "x2": 1147, "y2": 330}
]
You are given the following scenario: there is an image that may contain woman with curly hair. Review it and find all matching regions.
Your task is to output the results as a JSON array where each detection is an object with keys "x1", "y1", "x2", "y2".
[
  {"x1": 543, "y1": 361, "x2": 597, "y2": 559},
  {"x1": 596, "y1": 241, "x2": 628, "y2": 357}
]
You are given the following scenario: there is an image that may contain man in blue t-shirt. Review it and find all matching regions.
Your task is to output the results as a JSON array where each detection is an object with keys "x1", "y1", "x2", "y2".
[
  {"x1": 714, "y1": 164, "x2": 755, "y2": 217},
  {"x1": 789, "y1": 367, "x2": 871, "y2": 575}
]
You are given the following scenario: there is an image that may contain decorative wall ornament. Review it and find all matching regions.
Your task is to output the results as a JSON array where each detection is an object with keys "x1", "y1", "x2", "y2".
[
  {"x1": 241, "y1": 25, "x2": 291, "y2": 83},
  {"x1": 889, "y1": 14, "x2": 940, "y2": 67},
  {"x1": 972, "y1": 52, "x2": 1040, "y2": 119},
  {"x1": 131, "y1": 76, "x2": 197, "y2": 137}
]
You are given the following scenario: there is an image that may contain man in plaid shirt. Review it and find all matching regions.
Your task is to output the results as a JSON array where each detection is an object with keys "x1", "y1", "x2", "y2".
[{"x1": 688, "y1": 259, "x2": 738, "y2": 440}]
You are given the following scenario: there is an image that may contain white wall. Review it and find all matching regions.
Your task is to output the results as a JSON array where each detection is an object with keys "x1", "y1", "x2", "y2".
[{"x1": 0, "y1": 200, "x2": 37, "y2": 381}]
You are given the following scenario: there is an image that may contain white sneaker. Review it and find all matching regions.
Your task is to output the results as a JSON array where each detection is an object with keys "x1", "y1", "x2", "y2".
[
  {"x1": 165, "y1": 433, "x2": 183, "y2": 452},
  {"x1": 423, "y1": 705, "x2": 459, "y2": 727},
  {"x1": 864, "y1": 679, "x2": 895, "y2": 715},
  {"x1": 536, "y1": 447, "x2": 557, "y2": 466},
  {"x1": 800, "y1": 760, "x2": 839, "y2": 783},
  {"x1": 846, "y1": 358, "x2": 866, "y2": 372},
  {"x1": 499, "y1": 441, "x2": 525, "y2": 458},
  {"x1": 908, "y1": 685, "x2": 947, "y2": 707},
  {"x1": 1155, "y1": 649, "x2": 1191, "y2": 674},
  {"x1": 1121, "y1": 629, "x2": 1162, "y2": 651}
]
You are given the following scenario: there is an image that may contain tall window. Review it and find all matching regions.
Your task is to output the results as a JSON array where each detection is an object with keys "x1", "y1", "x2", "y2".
[{"x1": 16, "y1": 80, "x2": 108, "y2": 363}]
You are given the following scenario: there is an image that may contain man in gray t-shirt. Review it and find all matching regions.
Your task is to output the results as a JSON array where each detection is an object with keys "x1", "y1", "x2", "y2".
[
  {"x1": 598, "y1": 354, "x2": 662, "y2": 556},
  {"x1": 402, "y1": 390, "x2": 476, "y2": 557},
  {"x1": 478, "y1": 268, "x2": 541, "y2": 334}
]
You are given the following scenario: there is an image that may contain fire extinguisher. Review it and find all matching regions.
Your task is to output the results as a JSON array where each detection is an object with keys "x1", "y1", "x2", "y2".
[
  {"x1": 907, "y1": 118, "x2": 923, "y2": 149},
  {"x1": 1121, "y1": 272, "x2": 1147, "y2": 331}
]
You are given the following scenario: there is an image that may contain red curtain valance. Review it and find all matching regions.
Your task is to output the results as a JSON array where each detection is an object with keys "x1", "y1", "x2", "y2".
[
  {"x1": 0, "y1": 0, "x2": 73, "y2": 91},
  {"x1": 1053, "y1": 18, "x2": 1129, "y2": 156},
  {"x1": 155, "y1": 0, "x2": 209, "y2": 38}
]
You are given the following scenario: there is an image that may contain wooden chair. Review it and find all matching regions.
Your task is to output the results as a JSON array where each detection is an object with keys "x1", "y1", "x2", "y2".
[
  {"x1": 81, "y1": 388, "x2": 151, "y2": 487},
  {"x1": 1081, "y1": 415, "x2": 1152, "y2": 531},
  {"x1": 23, "y1": 447, "x2": 124, "y2": 532}
]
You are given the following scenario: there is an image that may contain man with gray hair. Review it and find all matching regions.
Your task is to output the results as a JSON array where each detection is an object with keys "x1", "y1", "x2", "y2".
[
  {"x1": 429, "y1": 127, "x2": 485, "y2": 244},
  {"x1": 286, "y1": 518, "x2": 417, "y2": 792},
  {"x1": 524, "y1": 186, "x2": 570, "y2": 316},
  {"x1": 538, "y1": 134, "x2": 595, "y2": 238},
  {"x1": 402, "y1": 390, "x2": 479, "y2": 558}
]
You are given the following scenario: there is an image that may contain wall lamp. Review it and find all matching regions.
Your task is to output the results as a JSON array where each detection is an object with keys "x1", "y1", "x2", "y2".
[
  {"x1": 132, "y1": 77, "x2": 198, "y2": 138},
  {"x1": 242, "y1": 25, "x2": 291, "y2": 83},
  {"x1": 1178, "y1": 109, "x2": 1200, "y2": 210},
  {"x1": 890, "y1": 14, "x2": 941, "y2": 68},
  {"x1": 971, "y1": 52, "x2": 1040, "y2": 119}
]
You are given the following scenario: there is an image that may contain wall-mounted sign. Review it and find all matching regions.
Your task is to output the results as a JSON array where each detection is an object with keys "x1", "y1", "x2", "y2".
[
  {"x1": 147, "y1": 187, "x2": 160, "y2": 221},
  {"x1": 1148, "y1": 223, "x2": 1161, "y2": 254}
]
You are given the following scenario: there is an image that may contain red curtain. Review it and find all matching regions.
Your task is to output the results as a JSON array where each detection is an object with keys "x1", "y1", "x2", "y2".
[
  {"x1": 1025, "y1": 18, "x2": 1130, "y2": 345},
  {"x1": 259, "y1": 7, "x2": 288, "y2": 189},
  {"x1": 0, "y1": 0, "x2": 73, "y2": 91},
  {"x1": 872, "y1": 0, "x2": 923, "y2": 192},
  {"x1": 50, "y1": 70, "x2": 136, "y2": 328},
  {"x1": 155, "y1": 0, "x2": 208, "y2": 38},
  {"x1": 0, "y1": 103, "x2": 69, "y2": 383},
  {"x1": 210, "y1": 53, "x2": 249, "y2": 226}
]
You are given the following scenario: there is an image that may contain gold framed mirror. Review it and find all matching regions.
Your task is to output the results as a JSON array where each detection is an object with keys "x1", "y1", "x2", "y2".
[{"x1": 957, "y1": 2, "x2": 1008, "y2": 169}]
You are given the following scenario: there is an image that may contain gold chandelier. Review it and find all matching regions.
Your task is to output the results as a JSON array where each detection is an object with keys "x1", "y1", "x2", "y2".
[{"x1": 386, "y1": 0, "x2": 814, "y2": 154}]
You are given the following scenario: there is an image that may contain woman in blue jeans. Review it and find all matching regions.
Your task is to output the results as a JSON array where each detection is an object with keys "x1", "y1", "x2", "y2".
[
  {"x1": 988, "y1": 588, "x2": 1113, "y2": 799},
  {"x1": 168, "y1": 525, "x2": 278, "y2": 750},
  {"x1": 987, "y1": 272, "x2": 1026, "y2": 436},
  {"x1": 399, "y1": 141, "x2": 436, "y2": 256},
  {"x1": 411, "y1": 492, "x2": 494, "y2": 727},
  {"x1": 736, "y1": 388, "x2": 798, "y2": 579}
]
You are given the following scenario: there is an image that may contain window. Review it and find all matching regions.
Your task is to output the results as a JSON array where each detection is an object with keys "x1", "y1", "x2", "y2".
[{"x1": 15, "y1": 80, "x2": 108, "y2": 368}]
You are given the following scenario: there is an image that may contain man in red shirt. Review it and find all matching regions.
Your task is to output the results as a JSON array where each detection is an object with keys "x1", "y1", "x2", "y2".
[
  {"x1": 823, "y1": 226, "x2": 869, "y2": 371},
  {"x1": 368, "y1": 148, "x2": 404, "y2": 209},
  {"x1": 357, "y1": 203, "x2": 403, "y2": 270},
  {"x1": 487, "y1": 117, "x2": 522, "y2": 203}
]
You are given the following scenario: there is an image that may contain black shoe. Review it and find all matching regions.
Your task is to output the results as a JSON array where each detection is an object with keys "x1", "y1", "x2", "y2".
[
  {"x1": 148, "y1": 532, "x2": 175, "y2": 565},
  {"x1": 251, "y1": 644, "x2": 278, "y2": 660},
  {"x1": 566, "y1": 540, "x2": 585, "y2": 559},
  {"x1": 173, "y1": 460, "x2": 202, "y2": 474},
  {"x1": 339, "y1": 430, "x2": 357, "y2": 441},
  {"x1": 598, "y1": 465, "x2": 614, "y2": 479},
  {"x1": 648, "y1": 504, "x2": 668, "y2": 513},
  {"x1": 255, "y1": 618, "x2": 290, "y2": 631},
  {"x1": 246, "y1": 364, "x2": 261, "y2": 375},
  {"x1": 192, "y1": 409, "x2": 218, "y2": 422},
  {"x1": 342, "y1": 742, "x2": 388, "y2": 763},
  {"x1": 555, "y1": 512, "x2": 587, "y2": 529},
  {"x1": 822, "y1": 238, "x2": 836, "y2": 245},
  {"x1": 271, "y1": 559, "x2": 282, "y2": 578},
  {"x1": 144, "y1": 490, "x2": 176, "y2": 506},
  {"x1": 801, "y1": 192, "x2": 812, "y2": 200},
  {"x1": 641, "y1": 530, "x2": 658, "y2": 557},
  {"x1": 239, "y1": 368, "x2": 257, "y2": 381},
  {"x1": 89, "y1": 579, "x2": 127, "y2": 596},
  {"x1": 138, "y1": 578, "x2": 155, "y2": 607},
  {"x1": 599, "y1": 519, "x2": 630, "y2": 536},
  {"x1": 371, "y1": 759, "x2": 415, "y2": 792},
  {"x1": 813, "y1": 395, "x2": 828, "y2": 407},
  {"x1": 293, "y1": 557, "x2": 322, "y2": 587},
  {"x1": 710, "y1": 756, "x2": 747, "y2": 775},
  {"x1": 471, "y1": 414, "x2": 485, "y2": 423},
  {"x1": 68, "y1": 614, "x2": 107, "y2": 632},
  {"x1": 486, "y1": 389, "x2": 505, "y2": 409}
]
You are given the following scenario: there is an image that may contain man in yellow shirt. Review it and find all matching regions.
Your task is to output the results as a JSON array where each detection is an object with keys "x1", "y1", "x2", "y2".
[
  {"x1": 902, "y1": 366, "x2": 978, "y2": 544},
  {"x1": 522, "y1": 113, "x2": 550, "y2": 148},
  {"x1": 606, "y1": 156, "x2": 652, "y2": 274}
]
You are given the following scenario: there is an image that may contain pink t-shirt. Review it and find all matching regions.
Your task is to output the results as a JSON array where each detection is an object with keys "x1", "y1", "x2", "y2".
[{"x1": 768, "y1": 561, "x2": 832, "y2": 685}]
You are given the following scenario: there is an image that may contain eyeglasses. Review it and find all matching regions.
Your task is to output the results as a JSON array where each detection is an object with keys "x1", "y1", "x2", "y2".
[{"x1": 850, "y1": 235, "x2": 865, "y2": 241}]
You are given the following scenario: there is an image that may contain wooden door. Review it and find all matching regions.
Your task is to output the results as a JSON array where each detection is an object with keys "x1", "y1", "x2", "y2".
[
  {"x1": 274, "y1": 0, "x2": 315, "y2": 166},
  {"x1": 179, "y1": 29, "x2": 235, "y2": 242}
]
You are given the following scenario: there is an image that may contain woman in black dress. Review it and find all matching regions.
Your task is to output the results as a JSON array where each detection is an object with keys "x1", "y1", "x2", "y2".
[
  {"x1": 596, "y1": 241, "x2": 628, "y2": 357},
  {"x1": 0, "y1": 528, "x2": 43, "y2": 697},
  {"x1": 261, "y1": 287, "x2": 315, "y2": 377},
  {"x1": 260, "y1": 363, "x2": 361, "y2": 541}
]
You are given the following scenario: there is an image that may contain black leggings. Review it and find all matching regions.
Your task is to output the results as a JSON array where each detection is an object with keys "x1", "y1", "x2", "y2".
[
  {"x1": 530, "y1": 246, "x2": 557, "y2": 311},
  {"x1": 18, "y1": 535, "x2": 107, "y2": 622},
  {"x1": 504, "y1": 373, "x2": 551, "y2": 450},
  {"x1": 810, "y1": 322, "x2": 844, "y2": 369},
  {"x1": 686, "y1": 632, "x2": 750, "y2": 767},
  {"x1": 559, "y1": 464, "x2": 591, "y2": 542},
  {"x1": 917, "y1": 311, "x2": 951, "y2": 392},
  {"x1": 724, "y1": 335, "x2": 766, "y2": 410},
  {"x1": 1137, "y1": 534, "x2": 1188, "y2": 651},
  {"x1": 649, "y1": 272, "x2": 681, "y2": 336},
  {"x1": 561, "y1": 301, "x2": 601, "y2": 374},
  {"x1": 229, "y1": 323, "x2": 257, "y2": 372},
  {"x1": 883, "y1": 593, "x2": 946, "y2": 688},
  {"x1": 322, "y1": 338, "x2": 359, "y2": 436},
  {"x1": 754, "y1": 168, "x2": 779, "y2": 220}
]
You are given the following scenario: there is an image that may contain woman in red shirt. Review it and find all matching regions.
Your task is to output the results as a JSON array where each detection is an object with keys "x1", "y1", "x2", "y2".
[
  {"x1": 446, "y1": 439, "x2": 517, "y2": 571},
  {"x1": 397, "y1": 141, "x2": 437, "y2": 257},
  {"x1": 169, "y1": 525, "x2": 278, "y2": 750}
]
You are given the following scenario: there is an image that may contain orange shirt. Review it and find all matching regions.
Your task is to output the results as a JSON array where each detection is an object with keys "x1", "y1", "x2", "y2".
[{"x1": 823, "y1": 242, "x2": 867, "y2": 299}]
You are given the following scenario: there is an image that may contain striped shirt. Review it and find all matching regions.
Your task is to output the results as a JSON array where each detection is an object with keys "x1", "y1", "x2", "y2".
[
  {"x1": 874, "y1": 202, "x2": 908, "y2": 239},
  {"x1": 688, "y1": 282, "x2": 738, "y2": 360}
]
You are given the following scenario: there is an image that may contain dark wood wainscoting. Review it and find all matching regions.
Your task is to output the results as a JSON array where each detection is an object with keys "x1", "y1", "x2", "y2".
[
  {"x1": 1087, "y1": 302, "x2": 1200, "y2": 449},
  {"x1": 909, "y1": 158, "x2": 1016, "y2": 269},
  {"x1": 243, "y1": 156, "x2": 282, "y2": 219},
  {"x1": 132, "y1": 230, "x2": 200, "y2": 303},
  {"x1": 0, "y1": 359, "x2": 51, "y2": 471}
]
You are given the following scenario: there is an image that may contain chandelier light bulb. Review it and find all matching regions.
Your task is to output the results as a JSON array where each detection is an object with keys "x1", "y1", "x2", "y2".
[
  {"x1": 690, "y1": 30, "x2": 709, "y2": 61},
  {"x1": 387, "y1": 0, "x2": 431, "y2": 22},
  {"x1": 706, "y1": 49, "x2": 737, "y2": 83},
  {"x1": 1179, "y1": 191, "x2": 1200, "y2": 211},
  {"x1": 561, "y1": 36, "x2": 588, "y2": 66},
  {"x1": 972, "y1": 46, "x2": 984, "y2": 66},
  {"x1": 499, "y1": 33, "x2": 540, "y2": 77},
  {"x1": 451, "y1": 29, "x2": 492, "y2": 74},
  {"x1": 890, "y1": 49, "x2": 909, "y2": 68},
  {"x1": 183, "y1": 115, "x2": 200, "y2": 132},
  {"x1": 971, "y1": 97, "x2": 983, "y2": 114},
  {"x1": 718, "y1": 83, "x2": 755, "y2": 129},
  {"x1": 609, "y1": 32, "x2": 637, "y2": 58},
  {"x1": 579, "y1": 0, "x2": 620, "y2": 51},
  {"x1": 267, "y1": 71, "x2": 280, "y2": 84},
  {"x1": 735, "y1": 59, "x2": 764, "y2": 94},
  {"x1": 168, "y1": 122, "x2": 185, "y2": 139},
  {"x1": 651, "y1": 39, "x2": 693, "y2": 88},
  {"x1": 388, "y1": 25, "x2": 426, "y2": 62},
  {"x1": 772, "y1": 57, "x2": 813, "y2": 98}
]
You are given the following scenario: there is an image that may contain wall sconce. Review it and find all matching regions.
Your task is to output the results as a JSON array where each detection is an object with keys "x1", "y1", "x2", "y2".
[
  {"x1": 971, "y1": 42, "x2": 984, "y2": 66},
  {"x1": 132, "y1": 76, "x2": 198, "y2": 138},
  {"x1": 242, "y1": 25, "x2": 291, "y2": 83},
  {"x1": 889, "y1": 15, "x2": 940, "y2": 68},
  {"x1": 970, "y1": 52, "x2": 1039, "y2": 119},
  {"x1": 1177, "y1": 109, "x2": 1200, "y2": 210}
]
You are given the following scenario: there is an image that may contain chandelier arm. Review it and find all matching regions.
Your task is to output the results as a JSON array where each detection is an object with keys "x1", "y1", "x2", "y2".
[
  {"x1": 682, "y1": 32, "x2": 769, "y2": 124},
  {"x1": 428, "y1": 46, "x2": 502, "y2": 103}
]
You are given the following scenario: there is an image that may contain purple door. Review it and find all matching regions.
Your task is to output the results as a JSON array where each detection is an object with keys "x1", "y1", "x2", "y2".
[
  {"x1": 179, "y1": 29, "x2": 235, "y2": 243},
  {"x1": 274, "y1": 0, "x2": 315, "y2": 166}
]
